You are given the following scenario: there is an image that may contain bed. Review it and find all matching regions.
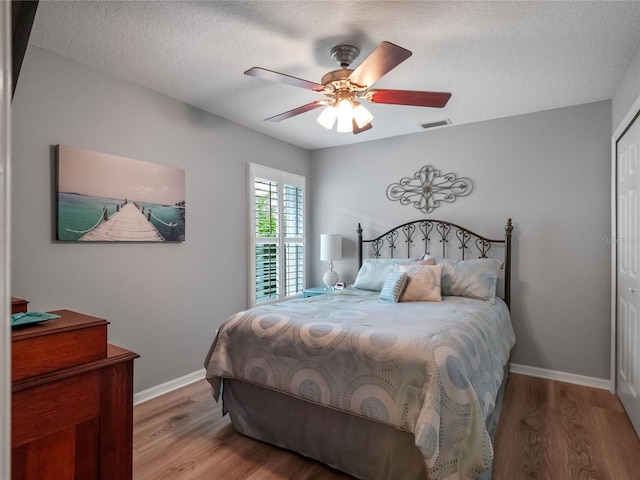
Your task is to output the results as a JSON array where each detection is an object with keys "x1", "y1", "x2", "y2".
[{"x1": 204, "y1": 218, "x2": 515, "y2": 480}]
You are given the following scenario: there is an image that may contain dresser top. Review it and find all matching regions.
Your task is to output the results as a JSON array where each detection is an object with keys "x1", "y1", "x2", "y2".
[{"x1": 12, "y1": 309, "x2": 109, "y2": 340}]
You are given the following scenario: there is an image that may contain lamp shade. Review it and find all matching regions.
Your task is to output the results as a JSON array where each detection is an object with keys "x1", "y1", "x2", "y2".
[
  {"x1": 317, "y1": 105, "x2": 337, "y2": 130},
  {"x1": 335, "y1": 100, "x2": 354, "y2": 133},
  {"x1": 353, "y1": 103, "x2": 374, "y2": 128},
  {"x1": 320, "y1": 234, "x2": 342, "y2": 261}
]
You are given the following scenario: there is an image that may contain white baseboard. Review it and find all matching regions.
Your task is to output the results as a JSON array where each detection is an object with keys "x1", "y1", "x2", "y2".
[
  {"x1": 134, "y1": 368, "x2": 206, "y2": 406},
  {"x1": 510, "y1": 363, "x2": 612, "y2": 391}
]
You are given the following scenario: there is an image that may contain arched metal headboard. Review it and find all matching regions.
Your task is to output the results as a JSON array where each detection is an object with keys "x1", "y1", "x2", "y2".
[{"x1": 357, "y1": 218, "x2": 513, "y2": 308}]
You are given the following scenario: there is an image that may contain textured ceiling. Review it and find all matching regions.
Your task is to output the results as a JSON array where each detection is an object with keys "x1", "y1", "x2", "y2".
[{"x1": 28, "y1": 1, "x2": 640, "y2": 150}]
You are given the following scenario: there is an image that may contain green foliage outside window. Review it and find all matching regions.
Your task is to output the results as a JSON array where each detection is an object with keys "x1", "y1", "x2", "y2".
[{"x1": 255, "y1": 184, "x2": 277, "y2": 237}]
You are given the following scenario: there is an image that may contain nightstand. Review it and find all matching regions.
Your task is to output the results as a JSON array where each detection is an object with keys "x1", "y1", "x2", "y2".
[{"x1": 302, "y1": 286, "x2": 330, "y2": 297}]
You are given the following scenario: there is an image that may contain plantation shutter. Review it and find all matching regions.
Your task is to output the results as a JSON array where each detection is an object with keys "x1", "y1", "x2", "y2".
[
  {"x1": 249, "y1": 164, "x2": 305, "y2": 307},
  {"x1": 254, "y1": 178, "x2": 279, "y2": 303},
  {"x1": 283, "y1": 184, "x2": 304, "y2": 297}
]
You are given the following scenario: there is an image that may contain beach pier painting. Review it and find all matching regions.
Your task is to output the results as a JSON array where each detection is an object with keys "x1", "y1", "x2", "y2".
[{"x1": 56, "y1": 145, "x2": 186, "y2": 242}]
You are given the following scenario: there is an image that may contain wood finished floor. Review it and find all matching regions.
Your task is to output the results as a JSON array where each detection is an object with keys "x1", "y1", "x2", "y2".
[{"x1": 133, "y1": 374, "x2": 640, "y2": 479}]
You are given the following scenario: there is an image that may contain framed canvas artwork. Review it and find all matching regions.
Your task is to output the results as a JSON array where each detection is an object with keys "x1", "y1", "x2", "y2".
[{"x1": 56, "y1": 145, "x2": 186, "y2": 242}]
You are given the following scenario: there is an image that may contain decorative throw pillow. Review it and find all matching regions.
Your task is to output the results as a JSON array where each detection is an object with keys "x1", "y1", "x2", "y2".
[
  {"x1": 436, "y1": 258, "x2": 502, "y2": 303},
  {"x1": 398, "y1": 264, "x2": 443, "y2": 302},
  {"x1": 353, "y1": 258, "x2": 419, "y2": 291},
  {"x1": 379, "y1": 272, "x2": 408, "y2": 303},
  {"x1": 392, "y1": 257, "x2": 435, "y2": 274},
  {"x1": 410, "y1": 258, "x2": 435, "y2": 266}
]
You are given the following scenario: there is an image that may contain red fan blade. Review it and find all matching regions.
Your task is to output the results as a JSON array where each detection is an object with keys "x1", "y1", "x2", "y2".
[
  {"x1": 264, "y1": 101, "x2": 327, "y2": 122},
  {"x1": 368, "y1": 90, "x2": 451, "y2": 108},
  {"x1": 352, "y1": 119, "x2": 373, "y2": 135},
  {"x1": 245, "y1": 67, "x2": 325, "y2": 92},
  {"x1": 348, "y1": 41, "x2": 412, "y2": 88}
]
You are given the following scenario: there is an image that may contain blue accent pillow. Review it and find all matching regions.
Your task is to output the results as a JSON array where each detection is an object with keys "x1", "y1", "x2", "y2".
[
  {"x1": 353, "y1": 258, "x2": 418, "y2": 291},
  {"x1": 379, "y1": 272, "x2": 408, "y2": 303}
]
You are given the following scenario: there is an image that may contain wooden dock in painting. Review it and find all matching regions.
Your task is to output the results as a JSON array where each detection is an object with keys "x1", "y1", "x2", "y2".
[{"x1": 79, "y1": 203, "x2": 164, "y2": 241}]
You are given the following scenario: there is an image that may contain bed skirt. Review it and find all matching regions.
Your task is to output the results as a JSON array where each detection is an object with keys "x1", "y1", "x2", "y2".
[{"x1": 222, "y1": 368, "x2": 509, "y2": 480}]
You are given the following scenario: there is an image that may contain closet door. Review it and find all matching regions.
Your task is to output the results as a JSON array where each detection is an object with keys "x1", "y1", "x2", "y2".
[{"x1": 617, "y1": 110, "x2": 640, "y2": 435}]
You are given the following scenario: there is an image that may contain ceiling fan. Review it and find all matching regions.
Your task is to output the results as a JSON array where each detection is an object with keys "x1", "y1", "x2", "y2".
[{"x1": 244, "y1": 41, "x2": 451, "y2": 135}]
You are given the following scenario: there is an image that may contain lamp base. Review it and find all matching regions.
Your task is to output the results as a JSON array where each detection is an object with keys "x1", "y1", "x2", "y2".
[{"x1": 323, "y1": 269, "x2": 339, "y2": 289}]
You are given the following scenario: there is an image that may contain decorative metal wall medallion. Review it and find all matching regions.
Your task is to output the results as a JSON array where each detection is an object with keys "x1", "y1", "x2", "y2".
[{"x1": 386, "y1": 165, "x2": 473, "y2": 213}]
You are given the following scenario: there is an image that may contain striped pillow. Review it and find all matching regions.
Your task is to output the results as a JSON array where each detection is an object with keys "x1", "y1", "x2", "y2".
[{"x1": 379, "y1": 272, "x2": 408, "y2": 303}]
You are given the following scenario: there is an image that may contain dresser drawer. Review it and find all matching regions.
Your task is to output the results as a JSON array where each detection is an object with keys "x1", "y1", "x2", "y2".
[
  {"x1": 12, "y1": 310, "x2": 108, "y2": 381},
  {"x1": 12, "y1": 370, "x2": 101, "y2": 447}
]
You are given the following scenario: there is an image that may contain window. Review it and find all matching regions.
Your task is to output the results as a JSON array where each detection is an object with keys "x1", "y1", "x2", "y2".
[{"x1": 249, "y1": 164, "x2": 305, "y2": 307}]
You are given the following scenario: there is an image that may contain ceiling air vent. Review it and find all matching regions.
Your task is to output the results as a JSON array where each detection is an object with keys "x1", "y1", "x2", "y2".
[{"x1": 420, "y1": 119, "x2": 451, "y2": 130}]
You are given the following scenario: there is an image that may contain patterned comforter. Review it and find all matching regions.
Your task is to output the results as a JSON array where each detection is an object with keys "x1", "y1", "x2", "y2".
[{"x1": 204, "y1": 288, "x2": 515, "y2": 479}]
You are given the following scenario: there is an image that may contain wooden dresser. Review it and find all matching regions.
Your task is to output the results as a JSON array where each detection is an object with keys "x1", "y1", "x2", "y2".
[
  {"x1": 11, "y1": 296, "x2": 29, "y2": 314},
  {"x1": 11, "y1": 306, "x2": 139, "y2": 480}
]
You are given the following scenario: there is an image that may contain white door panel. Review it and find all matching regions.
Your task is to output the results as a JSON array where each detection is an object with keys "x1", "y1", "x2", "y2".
[{"x1": 618, "y1": 111, "x2": 640, "y2": 433}]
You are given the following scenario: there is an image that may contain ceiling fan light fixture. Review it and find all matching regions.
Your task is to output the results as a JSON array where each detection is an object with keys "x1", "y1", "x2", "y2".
[
  {"x1": 336, "y1": 99, "x2": 354, "y2": 133},
  {"x1": 317, "y1": 105, "x2": 337, "y2": 130},
  {"x1": 246, "y1": 41, "x2": 453, "y2": 135},
  {"x1": 353, "y1": 102, "x2": 374, "y2": 128}
]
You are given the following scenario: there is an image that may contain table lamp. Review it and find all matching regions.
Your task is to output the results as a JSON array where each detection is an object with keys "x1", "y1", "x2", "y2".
[{"x1": 320, "y1": 234, "x2": 342, "y2": 289}]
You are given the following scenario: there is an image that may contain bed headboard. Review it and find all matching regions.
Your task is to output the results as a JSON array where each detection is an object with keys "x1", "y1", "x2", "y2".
[{"x1": 357, "y1": 218, "x2": 513, "y2": 307}]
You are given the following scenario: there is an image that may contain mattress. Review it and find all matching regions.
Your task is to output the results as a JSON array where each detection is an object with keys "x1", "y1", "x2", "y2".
[{"x1": 204, "y1": 288, "x2": 515, "y2": 479}]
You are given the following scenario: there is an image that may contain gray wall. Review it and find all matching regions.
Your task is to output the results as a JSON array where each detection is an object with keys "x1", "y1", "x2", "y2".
[
  {"x1": 310, "y1": 101, "x2": 612, "y2": 380},
  {"x1": 11, "y1": 46, "x2": 310, "y2": 392},
  {"x1": 613, "y1": 41, "x2": 640, "y2": 129},
  {"x1": 11, "y1": 45, "x2": 616, "y2": 390}
]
